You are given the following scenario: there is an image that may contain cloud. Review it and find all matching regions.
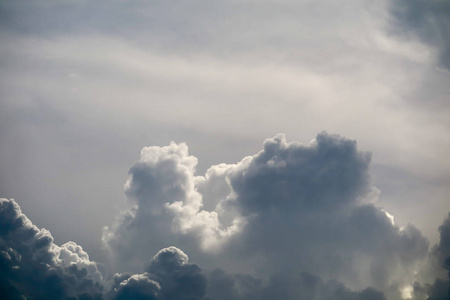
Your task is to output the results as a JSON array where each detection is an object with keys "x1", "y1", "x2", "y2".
[
  {"x1": 103, "y1": 133, "x2": 429, "y2": 295},
  {"x1": 146, "y1": 247, "x2": 207, "y2": 300},
  {"x1": 435, "y1": 212, "x2": 450, "y2": 268},
  {"x1": 206, "y1": 269, "x2": 388, "y2": 300},
  {"x1": 2, "y1": 2, "x2": 450, "y2": 267},
  {"x1": 397, "y1": 213, "x2": 450, "y2": 300},
  {"x1": 110, "y1": 246, "x2": 207, "y2": 300},
  {"x1": 425, "y1": 213, "x2": 450, "y2": 300},
  {"x1": 102, "y1": 141, "x2": 243, "y2": 271},
  {"x1": 3, "y1": 132, "x2": 450, "y2": 299},
  {"x1": 0, "y1": 198, "x2": 103, "y2": 300},
  {"x1": 220, "y1": 133, "x2": 429, "y2": 291},
  {"x1": 108, "y1": 246, "x2": 387, "y2": 300},
  {"x1": 390, "y1": 0, "x2": 450, "y2": 69},
  {"x1": 112, "y1": 273, "x2": 161, "y2": 300},
  {"x1": 0, "y1": 196, "x2": 389, "y2": 300}
]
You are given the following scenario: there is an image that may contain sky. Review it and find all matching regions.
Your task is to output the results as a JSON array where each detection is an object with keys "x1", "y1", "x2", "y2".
[{"x1": 0, "y1": 0, "x2": 450, "y2": 299}]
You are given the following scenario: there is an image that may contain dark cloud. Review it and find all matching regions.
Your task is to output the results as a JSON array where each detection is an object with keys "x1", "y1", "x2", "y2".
[
  {"x1": 107, "y1": 246, "x2": 387, "y2": 300},
  {"x1": 206, "y1": 268, "x2": 388, "y2": 300},
  {"x1": 229, "y1": 133, "x2": 372, "y2": 214},
  {"x1": 222, "y1": 133, "x2": 428, "y2": 290},
  {"x1": 427, "y1": 279, "x2": 450, "y2": 300},
  {"x1": 435, "y1": 213, "x2": 450, "y2": 266},
  {"x1": 103, "y1": 133, "x2": 429, "y2": 294},
  {"x1": 146, "y1": 247, "x2": 207, "y2": 300},
  {"x1": 390, "y1": 0, "x2": 450, "y2": 69},
  {"x1": 0, "y1": 198, "x2": 103, "y2": 300},
  {"x1": 112, "y1": 273, "x2": 161, "y2": 300},
  {"x1": 110, "y1": 247, "x2": 207, "y2": 300},
  {"x1": 426, "y1": 213, "x2": 450, "y2": 300},
  {"x1": 4, "y1": 132, "x2": 450, "y2": 299}
]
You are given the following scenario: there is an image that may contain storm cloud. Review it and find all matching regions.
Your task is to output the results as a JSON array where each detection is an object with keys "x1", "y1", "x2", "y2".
[
  {"x1": 1, "y1": 0, "x2": 450, "y2": 298},
  {"x1": 2, "y1": 133, "x2": 450, "y2": 299},
  {"x1": 425, "y1": 213, "x2": 450, "y2": 300},
  {"x1": 109, "y1": 246, "x2": 388, "y2": 300},
  {"x1": 222, "y1": 134, "x2": 428, "y2": 290},
  {"x1": 103, "y1": 133, "x2": 429, "y2": 295},
  {"x1": 110, "y1": 247, "x2": 207, "y2": 300},
  {"x1": 0, "y1": 198, "x2": 103, "y2": 300}
]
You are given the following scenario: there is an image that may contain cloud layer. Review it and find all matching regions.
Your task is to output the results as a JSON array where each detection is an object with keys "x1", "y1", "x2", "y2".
[
  {"x1": 2, "y1": 1, "x2": 450, "y2": 264},
  {"x1": 2, "y1": 133, "x2": 450, "y2": 299}
]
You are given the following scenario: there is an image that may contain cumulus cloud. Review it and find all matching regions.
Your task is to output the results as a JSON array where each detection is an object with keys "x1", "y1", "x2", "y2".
[
  {"x1": 0, "y1": 198, "x2": 103, "y2": 300},
  {"x1": 0, "y1": 154, "x2": 386, "y2": 300},
  {"x1": 107, "y1": 246, "x2": 387, "y2": 300},
  {"x1": 146, "y1": 246, "x2": 207, "y2": 300},
  {"x1": 103, "y1": 133, "x2": 429, "y2": 295},
  {"x1": 390, "y1": 0, "x2": 450, "y2": 69},
  {"x1": 221, "y1": 133, "x2": 429, "y2": 291},
  {"x1": 109, "y1": 246, "x2": 207, "y2": 300},
  {"x1": 102, "y1": 142, "x2": 243, "y2": 271},
  {"x1": 4, "y1": 133, "x2": 450, "y2": 299},
  {"x1": 112, "y1": 273, "x2": 161, "y2": 300}
]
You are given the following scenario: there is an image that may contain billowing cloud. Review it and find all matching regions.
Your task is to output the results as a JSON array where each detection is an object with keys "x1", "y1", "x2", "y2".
[
  {"x1": 390, "y1": 0, "x2": 450, "y2": 69},
  {"x1": 112, "y1": 273, "x2": 161, "y2": 300},
  {"x1": 146, "y1": 246, "x2": 207, "y2": 300},
  {"x1": 108, "y1": 246, "x2": 387, "y2": 300},
  {"x1": 102, "y1": 141, "x2": 243, "y2": 271},
  {"x1": 1, "y1": 195, "x2": 389, "y2": 300},
  {"x1": 3, "y1": 132, "x2": 450, "y2": 299},
  {"x1": 110, "y1": 246, "x2": 207, "y2": 300},
  {"x1": 222, "y1": 134, "x2": 429, "y2": 291},
  {"x1": 1, "y1": 0, "x2": 450, "y2": 298},
  {"x1": 0, "y1": 198, "x2": 103, "y2": 300},
  {"x1": 103, "y1": 133, "x2": 429, "y2": 295}
]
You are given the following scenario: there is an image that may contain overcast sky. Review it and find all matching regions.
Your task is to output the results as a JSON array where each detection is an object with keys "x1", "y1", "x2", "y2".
[{"x1": 1, "y1": 1, "x2": 450, "y2": 299}]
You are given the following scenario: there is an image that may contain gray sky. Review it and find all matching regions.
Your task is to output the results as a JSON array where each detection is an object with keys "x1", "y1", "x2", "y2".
[{"x1": 0, "y1": 1, "x2": 449, "y2": 299}]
